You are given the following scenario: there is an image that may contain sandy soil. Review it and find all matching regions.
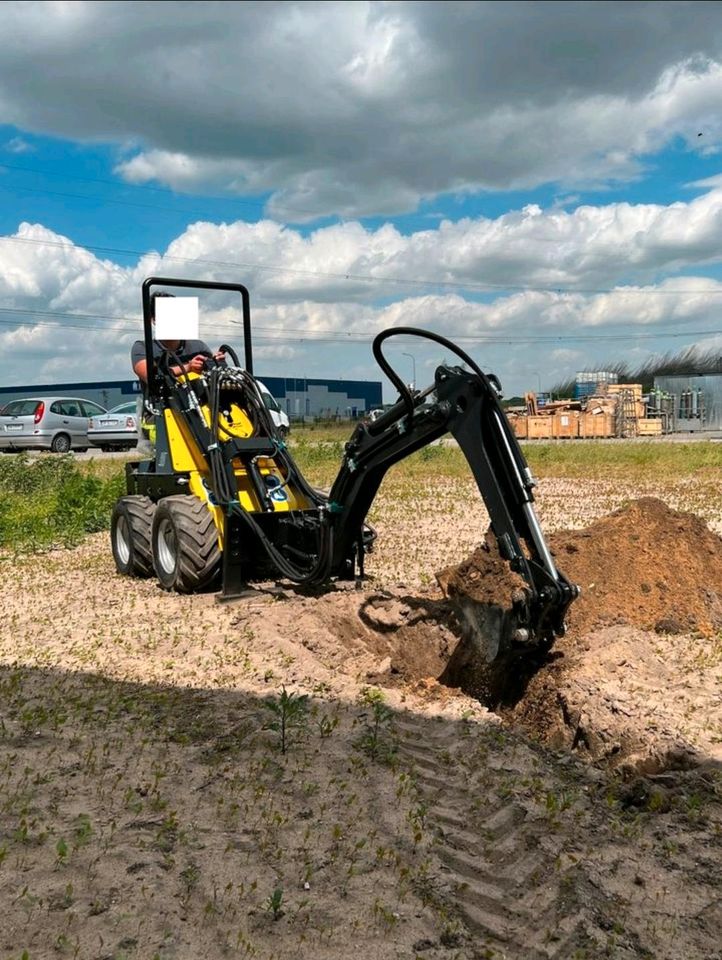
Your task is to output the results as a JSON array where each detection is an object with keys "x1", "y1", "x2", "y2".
[{"x1": 0, "y1": 476, "x2": 721, "y2": 960}]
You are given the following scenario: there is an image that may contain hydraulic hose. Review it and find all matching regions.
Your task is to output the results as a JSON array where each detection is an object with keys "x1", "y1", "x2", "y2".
[{"x1": 371, "y1": 327, "x2": 500, "y2": 412}]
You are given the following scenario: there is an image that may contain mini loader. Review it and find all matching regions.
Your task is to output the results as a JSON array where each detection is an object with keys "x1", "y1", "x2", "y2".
[{"x1": 111, "y1": 277, "x2": 577, "y2": 658}]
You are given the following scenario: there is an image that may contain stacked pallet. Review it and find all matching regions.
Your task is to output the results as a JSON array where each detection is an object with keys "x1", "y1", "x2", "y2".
[
  {"x1": 508, "y1": 385, "x2": 663, "y2": 439},
  {"x1": 606, "y1": 383, "x2": 646, "y2": 420}
]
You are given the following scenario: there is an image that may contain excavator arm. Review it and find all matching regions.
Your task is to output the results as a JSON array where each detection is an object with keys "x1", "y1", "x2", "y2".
[{"x1": 323, "y1": 328, "x2": 578, "y2": 651}]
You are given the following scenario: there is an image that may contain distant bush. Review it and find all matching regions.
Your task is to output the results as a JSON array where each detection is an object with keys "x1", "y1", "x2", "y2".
[{"x1": 0, "y1": 454, "x2": 125, "y2": 552}]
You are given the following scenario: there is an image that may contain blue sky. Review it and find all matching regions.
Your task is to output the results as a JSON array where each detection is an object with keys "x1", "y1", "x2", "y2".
[
  {"x1": 3, "y1": 127, "x2": 722, "y2": 255},
  {"x1": 1, "y1": 1, "x2": 722, "y2": 397}
]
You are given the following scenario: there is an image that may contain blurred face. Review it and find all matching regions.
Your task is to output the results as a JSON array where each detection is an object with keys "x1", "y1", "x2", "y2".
[{"x1": 150, "y1": 316, "x2": 180, "y2": 348}]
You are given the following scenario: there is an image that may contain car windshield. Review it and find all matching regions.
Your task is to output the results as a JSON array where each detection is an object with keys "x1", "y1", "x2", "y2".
[
  {"x1": 1, "y1": 399, "x2": 41, "y2": 416},
  {"x1": 109, "y1": 402, "x2": 138, "y2": 414},
  {"x1": 261, "y1": 392, "x2": 280, "y2": 413}
]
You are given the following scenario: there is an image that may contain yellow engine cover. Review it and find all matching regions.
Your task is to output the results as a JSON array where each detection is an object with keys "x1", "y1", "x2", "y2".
[{"x1": 161, "y1": 375, "x2": 311, "y2": 546}]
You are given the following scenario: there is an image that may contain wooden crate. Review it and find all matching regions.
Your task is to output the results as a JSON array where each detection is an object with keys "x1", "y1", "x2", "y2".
[
  {"x1": 579, "y1": 412, "x2": 614, "y2": 438},
  {"x1": 527, "y1": 415, "x2": 552, "y2": 439},
  {"x1": 510, "y1": 415, "x2": 528, "y2": 440},
  {"x1": 608, "y1": 383, "x2": 643, "y2": 399},
  {"x1": 637, "y1": 418, "x2": 663, "y2": 436},
  {"x1": 551, "y1": 412, "x2": 580, "y2": 439}
]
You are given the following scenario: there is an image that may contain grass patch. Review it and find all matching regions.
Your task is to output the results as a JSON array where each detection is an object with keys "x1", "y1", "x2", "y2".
[
  {"x1": 0, "y1": 454, "x2": 125, "y2": 552},
  {"x1": 291, "y1": 437, "x2": 721, "y2": 487},
  {"x1": 292, "y1": 421, "x2": 359, "y2": 443},
  {"x1": 2, "y1": 438, "x2": 717, "y2": 555},
  {"x1": 523, "y1": 440, "x2": 721, "y2": 478}
]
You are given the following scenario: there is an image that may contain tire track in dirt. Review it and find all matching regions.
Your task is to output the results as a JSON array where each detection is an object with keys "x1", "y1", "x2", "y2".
[{"x1": 394, "y1": 715, "x2": 619, "y2": 960}]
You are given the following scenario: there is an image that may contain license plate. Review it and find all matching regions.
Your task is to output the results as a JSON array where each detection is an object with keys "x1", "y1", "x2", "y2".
[
  {"x1": 100, "y1": 419, "x2": 118, "y2": 427},
  {"x1": 6, "y1": 424, "x2": 22, "y2": 431}
]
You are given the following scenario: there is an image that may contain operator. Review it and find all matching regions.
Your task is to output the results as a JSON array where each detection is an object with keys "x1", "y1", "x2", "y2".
[
  {"x1": 131, "y1": 291, "x2": 226, "y2": 451},
  {"x1": 131, "y1": 291, "x2": 226, "y2": 383}
]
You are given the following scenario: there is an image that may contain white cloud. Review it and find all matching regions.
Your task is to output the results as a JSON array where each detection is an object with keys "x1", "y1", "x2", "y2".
[
  {"x1": 1, "y1": 3, "x2": 722, "y2": 216},
  {"x1": 122, "y1": 187, "x2": 722, "y2": 299},
  {"x1": 1, "y1": 200, "x2": 721, "y2": 394},
  {"x1": 3, "y1": 136, "x2": 33, "y2": 154}
]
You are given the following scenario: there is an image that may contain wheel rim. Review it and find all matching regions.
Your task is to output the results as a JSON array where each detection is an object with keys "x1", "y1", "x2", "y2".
[
  {"x1": 156, "y1": 517, "x2": 177, "y2": 575},
  {"x1": 115, "y1": 515, "x2": 131, "y2": 565},
  {"x1": 55, "y1": 435, "x2": 70, "y2": 453}
]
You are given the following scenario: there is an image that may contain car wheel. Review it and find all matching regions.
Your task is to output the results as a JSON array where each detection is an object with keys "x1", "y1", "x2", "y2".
[
  {"x1": 111, "y1": 496, "x2": 156, "y2": 577},
  {"x1": 278, "y1": 425, "x2": 288, "y2": 439},
  {"x1": 50, "y1": 433, "x2": 71, "y2": 454},
  {"x1": 151, "y1": 495, "x2": 220, "y2": 593}
]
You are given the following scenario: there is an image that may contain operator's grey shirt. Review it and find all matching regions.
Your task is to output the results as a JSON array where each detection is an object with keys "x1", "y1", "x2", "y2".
[{"x1": 130, "y1": 338, "x2": 211, "y2": 372}]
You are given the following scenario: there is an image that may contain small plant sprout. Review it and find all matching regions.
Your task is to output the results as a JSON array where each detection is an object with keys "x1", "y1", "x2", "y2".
[
  {"x1": 265, "y1": 886, "x2": 284, "y2": 920},
  {"x1": 263, "y1": 687, "x2": 309, "y2": 755},
  {"x1": 55, "y1": 837, "x2": 68, "y2": 867},
  {"x1": 356, "y1": 688, "x2": 396, "y2": 762}
]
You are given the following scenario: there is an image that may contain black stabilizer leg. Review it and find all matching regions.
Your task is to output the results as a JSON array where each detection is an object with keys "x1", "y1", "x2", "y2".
[{"x1": 221, "y1": 512, "x2": 247, "y2": 598}]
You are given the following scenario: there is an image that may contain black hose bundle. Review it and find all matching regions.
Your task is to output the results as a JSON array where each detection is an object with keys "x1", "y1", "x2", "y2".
[{"x1": 202, "y1": 360, "x2": 334, "y2": 584}]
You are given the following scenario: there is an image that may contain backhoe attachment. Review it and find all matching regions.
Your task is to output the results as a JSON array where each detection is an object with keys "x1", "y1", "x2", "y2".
[{"x1": 322, "y1": 328, "x2": 579, "y2": 654}]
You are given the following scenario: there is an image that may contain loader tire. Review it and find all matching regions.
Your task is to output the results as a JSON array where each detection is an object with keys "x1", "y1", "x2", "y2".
[
  {"x1": 151, "y1": 495, "x2": 220, "y2": 593},
  {"x1": 111, "y1": 495, "x2": 155, "y2": 578}
]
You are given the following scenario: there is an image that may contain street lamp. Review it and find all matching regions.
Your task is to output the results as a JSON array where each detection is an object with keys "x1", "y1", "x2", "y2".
[{"x1": 402, "y1": 352, "x2": 416, "y2": 389}]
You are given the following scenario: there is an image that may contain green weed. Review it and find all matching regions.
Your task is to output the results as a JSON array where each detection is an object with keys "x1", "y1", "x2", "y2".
[
  {"x1": 0, "y1": 453, "x2": 124, "y2": 551},
  {"x1": 265, "y1": 886, "x2": 284, "y2": 920},
  {"x1": 263, "y1": 687, "x2": 309, "y2": 755}
]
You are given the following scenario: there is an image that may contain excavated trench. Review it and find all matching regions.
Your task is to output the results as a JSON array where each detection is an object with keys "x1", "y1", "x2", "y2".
[{"x1": 332, "y1": 499, "x2": 722, "y2": 774}]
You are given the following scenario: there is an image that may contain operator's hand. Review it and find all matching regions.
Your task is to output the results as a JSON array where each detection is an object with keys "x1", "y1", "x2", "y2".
[
  {"x1": 213, "y1": 350, "x2": 226, "y2": 364},
  {"x1": 185, "y1": 354, "x2": 207, "y2": 374}
]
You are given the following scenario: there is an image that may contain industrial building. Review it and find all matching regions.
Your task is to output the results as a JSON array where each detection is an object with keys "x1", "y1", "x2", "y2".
[{"x1": 0, "y1": 375, "x2": 382, "y2": 420}]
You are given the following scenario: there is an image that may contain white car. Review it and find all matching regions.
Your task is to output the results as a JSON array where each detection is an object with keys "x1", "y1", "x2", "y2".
[
  {"x1": 257, "y1": 381, "x2": 290, "y2": 437},
  {"x1": 0, "y1": 396, "x2": 107, "y2": 453},
  {"x1": 87, "y1": 400, "x2": 139, "y2": 451}
]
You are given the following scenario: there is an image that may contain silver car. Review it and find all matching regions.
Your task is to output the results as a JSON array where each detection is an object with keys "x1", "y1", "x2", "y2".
[
  {"x1": 88, "y1": 400, "x2": 139, "y2": 451},
  {"x1": 0, "y1": 396, "x2": 107, "y2": 453}
]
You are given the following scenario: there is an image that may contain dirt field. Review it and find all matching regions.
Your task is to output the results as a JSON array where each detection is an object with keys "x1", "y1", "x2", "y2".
[{"x1": 1, "y1": 471, "x2": 721, "y2": 960}]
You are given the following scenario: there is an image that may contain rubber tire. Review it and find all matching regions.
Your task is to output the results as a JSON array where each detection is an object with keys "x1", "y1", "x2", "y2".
[
  {"x1": 51, "y1": 433, "x2": 71, "y2": 453},
  {"x1": 151, "y1": 495, "x2": 220, "y2": 593},
  {"x1": 111, "y1": 495, "x2": 155, "y2": 577}
]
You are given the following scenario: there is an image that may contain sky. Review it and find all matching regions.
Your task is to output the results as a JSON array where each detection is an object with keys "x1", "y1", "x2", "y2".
[{"x1": 2, "y1": 0, "x2": 722, "y2": 400}]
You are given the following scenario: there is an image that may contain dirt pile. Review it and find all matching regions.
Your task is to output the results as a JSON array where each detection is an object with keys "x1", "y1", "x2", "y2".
[{"x1": 549, "y1": 496, "x2": 722, "y2": 638}]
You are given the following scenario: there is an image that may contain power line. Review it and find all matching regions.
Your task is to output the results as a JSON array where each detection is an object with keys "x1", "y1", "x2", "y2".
[
  {"x1": 3, "y1": 232, "x2": 722, "y2": 297},
  {"x1": 0, "y1": 311, "x2": 718, "y2": 345},
  {"x1": 0, "y1": 182, "x2": 254, "y2": 221},
  {"x1": 0, "y1": 160, "x2": 323, "y2": 222}
]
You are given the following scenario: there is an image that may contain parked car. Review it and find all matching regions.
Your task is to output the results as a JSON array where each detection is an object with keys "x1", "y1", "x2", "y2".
[
  {"x1": 0, "y1": 397, "x2": 107, "y2": 453},
  {"x1": 87, "y1": 400, "x2": 139, "y2": 451},
  {"x1": 257, "y1": 381, "x2": 291, "y2": 437}
]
